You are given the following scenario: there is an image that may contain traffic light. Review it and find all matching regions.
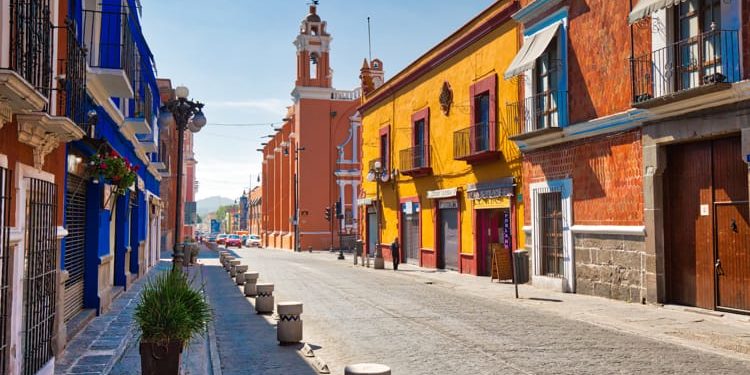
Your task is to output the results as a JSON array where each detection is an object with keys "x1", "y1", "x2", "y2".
[
  {"x1": 324, "y1": 206, "x2": 331, "y2": 222},
  {"x1": 335, "y1": 201, "x2": 343, "y2": 219}
]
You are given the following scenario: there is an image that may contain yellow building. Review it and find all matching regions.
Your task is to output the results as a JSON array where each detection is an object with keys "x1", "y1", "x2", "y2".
[{"x1": 359, "y1": 0, "x2": 523, "y2": 276}]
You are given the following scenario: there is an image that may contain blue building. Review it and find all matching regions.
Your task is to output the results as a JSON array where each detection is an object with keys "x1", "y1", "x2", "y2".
[{"x1": 61, "y1": 0, "x2": 164, "y2": 341}]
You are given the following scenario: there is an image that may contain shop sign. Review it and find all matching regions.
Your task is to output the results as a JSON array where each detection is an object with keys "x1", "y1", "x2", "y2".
[
  {"x1": 472, "y1": 196, "x2": 510, "y2": 209},
  {"x1": 357, "y1": 197, "x2": 374, "y2": 206},
  {"x1": 438, "y1": 199, "x2": 458, "y2": 209},
  {"x1": 402, "y1": 201, "x2": 420, "y2": 214},
  {"x1": 427, "y1": 188, "x2": 457, "y2": 199}
]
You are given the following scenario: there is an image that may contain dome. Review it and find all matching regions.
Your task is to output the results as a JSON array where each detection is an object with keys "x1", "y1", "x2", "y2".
[{"x1": 305, "y1": 13, "x2": 321, "y2": 22}]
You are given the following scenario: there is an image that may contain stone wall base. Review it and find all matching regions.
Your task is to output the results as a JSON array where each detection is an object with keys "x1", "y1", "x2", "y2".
[{"x1": 574, "y1": 233, "x2": 647, "y2": 303}]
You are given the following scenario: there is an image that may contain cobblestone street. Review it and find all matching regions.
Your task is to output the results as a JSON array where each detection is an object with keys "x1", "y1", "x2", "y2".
[{"x1": 208, "y1": 247, "x2": 750, "y2": 375}]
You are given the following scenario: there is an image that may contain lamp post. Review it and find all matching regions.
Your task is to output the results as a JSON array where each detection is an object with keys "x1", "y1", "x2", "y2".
[
  {"x1": 291, "y1": 144, "x2": 304, "y2": 252},
  {"x1": 366, "y1": 160, "x2": 392, "y2": 269},
  {"x1": 157, "y1": 85, "x2": 206, "y2": 271}
]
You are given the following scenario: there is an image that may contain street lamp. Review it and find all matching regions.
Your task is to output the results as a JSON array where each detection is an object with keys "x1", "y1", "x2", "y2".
[
  {"x1": 288, "y1": 145, "x2": 305, "y2": 252},
  {"x1": 157, "y1": 85, "x2": 206, "y2": 270},
  {"x1": 366, "y1": 159, "x2": 392, "y2": 269}
]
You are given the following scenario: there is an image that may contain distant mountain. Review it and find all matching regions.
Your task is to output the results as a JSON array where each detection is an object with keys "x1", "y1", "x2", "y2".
[{"x1": 197, "y1": 196, "x2": 233, "y2": 216}]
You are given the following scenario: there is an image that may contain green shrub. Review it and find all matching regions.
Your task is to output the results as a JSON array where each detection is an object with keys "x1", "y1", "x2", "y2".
[{"x1": 134, "y1": 270, "x2": 212, "y2": 346}]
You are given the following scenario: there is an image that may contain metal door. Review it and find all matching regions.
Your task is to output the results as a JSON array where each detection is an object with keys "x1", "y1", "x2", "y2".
[
  {"x1": 63, "y1": 174, "x2": 87, "y2": 322},
  {"x1": 367, "y1": 210, "x2": 377, "y2": 257},
  {"x1": 439, "y1": 207, "x2": 458, "y2": 270},
  {"x1": 402, "y1": 211, "x2": 419, "y2": 264},
  {"x1": 23, "y1": 177, "x2": 57, "y2": 375},
  {"x1": 0, "y1": 167, "x2": 12, "y2": 374}
]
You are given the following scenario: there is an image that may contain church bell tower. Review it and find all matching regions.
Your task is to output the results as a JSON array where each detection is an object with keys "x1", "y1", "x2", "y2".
[{"x1": 293, "y1": 3, "x2": 332, "y2": 89}]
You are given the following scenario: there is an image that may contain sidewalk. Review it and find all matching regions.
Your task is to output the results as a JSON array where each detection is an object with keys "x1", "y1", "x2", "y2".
[{"x1": 55, "y1": 261, "x2": 171, "y2": 375}]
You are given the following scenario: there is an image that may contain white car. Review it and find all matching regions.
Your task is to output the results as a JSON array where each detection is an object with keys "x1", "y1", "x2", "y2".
[{"x1": 245, "y1": 234, "x2": 262, "y2": 248}]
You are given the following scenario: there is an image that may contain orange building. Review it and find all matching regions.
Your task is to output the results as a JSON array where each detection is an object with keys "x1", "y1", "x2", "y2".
[{"x1": 261, "y1": 4, "x2": 361, "y2": 251}]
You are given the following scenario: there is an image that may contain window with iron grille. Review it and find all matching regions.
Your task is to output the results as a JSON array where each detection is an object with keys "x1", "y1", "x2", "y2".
[
  {"x1": 8, "y1": 0, "x2": 54, "y2": 102},
  {"x1": 63, "y1": 174, "x2": 87, "y2": 322},
  {"x1": 22, "y1": 178, "x2": 57, "y2": 375},
  {"x1": 539, "y1": 191, "x2": 564, "y2": 278},
  {"x1": 0, "y1": 167, "x2": 12, "y2": 375},
  {"x1": 57, "y1": 21, "x2": 89, "y2": 133}
]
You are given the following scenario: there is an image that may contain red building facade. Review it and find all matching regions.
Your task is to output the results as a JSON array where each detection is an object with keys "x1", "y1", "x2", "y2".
[{"x1": 261, "y1": 4, "x2": 360, "y2": 251}]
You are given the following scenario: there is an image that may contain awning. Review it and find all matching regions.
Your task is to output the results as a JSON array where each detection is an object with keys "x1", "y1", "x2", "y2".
[
  {"x1": 504, "y1": 22, "x2": 561, "y2": 79},
  {"x1": 628, "y1": 0, "x2": 686, "y2": 25}
]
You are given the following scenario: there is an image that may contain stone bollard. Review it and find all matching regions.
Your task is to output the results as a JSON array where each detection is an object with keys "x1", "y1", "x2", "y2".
[
  {"x1": 276, "y1": 302, "x2": 303, "y2": 344},
  {"x1": 235, "y1": 265, "x2": 248, "y2": 285},
  {"x1": 244, "y1": 272, "x2": 259, "y2": 296},
  {"x1": 229, "y1": 260, "x2": 241, "y2": 277},
  {"x1": 255, "y1": 283, "x2": 274, "y2": 314},
  {"x1": 223, "y1": 256, "x2": 235, "y2": 271},
  {"x1": 344, "y1": 363, "x2": 391, "y2": 375},
  {"x1": 219, "y1": 252, "x2": 228, "y2": 266}
]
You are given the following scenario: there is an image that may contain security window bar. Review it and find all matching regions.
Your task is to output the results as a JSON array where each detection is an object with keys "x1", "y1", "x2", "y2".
[
  {"x1": 57, "y1": 21, "x2": 89, "y2": 132},
  {"x1": 631, "y1": 0, "x2": 738, "y2": 103},
  {"x1": 9, "y1": 0, "x2": 54, "y2": 101},
  {"x1": 0, "y1": 167, "x2": 13, "y2": 375},
  {"x1": 63, "y1": 174, "x2": 87, "y2": 322},
  {"x1": 82, "y1": 9, "x2": 136, "y2": 85},
  {"x1": 22, "y1": 178, "x2": 57, "y2": 375},
  {"x1": 539, "y1": 191, "x2": 564, "y2": 278}
]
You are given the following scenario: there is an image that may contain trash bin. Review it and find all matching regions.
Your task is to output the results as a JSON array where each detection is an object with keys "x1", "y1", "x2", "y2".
[{"x1": 513, "y1": 249, "x2": 529, "y2": 284}]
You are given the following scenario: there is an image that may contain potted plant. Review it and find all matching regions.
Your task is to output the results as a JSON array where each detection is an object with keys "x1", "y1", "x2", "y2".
[{"x1": 134, "y1": 271, "x2": 212, "y2": 375}]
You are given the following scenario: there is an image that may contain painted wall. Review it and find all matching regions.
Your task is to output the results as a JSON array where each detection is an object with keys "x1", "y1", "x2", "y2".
[{"x1": 360, "y1": 0, "x2": 524, "y2": 273}]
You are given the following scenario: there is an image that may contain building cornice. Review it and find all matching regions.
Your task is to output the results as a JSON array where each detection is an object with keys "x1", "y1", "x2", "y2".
[
  {"x1": 358, "y1": 0, "x2": 519, "y2": 114},
  {"x1": 16, "y1": 112, "x2": 85, "y2": 169},
  {"x1": 511, "y1": 0, "x2": 564, "y2": 24}
]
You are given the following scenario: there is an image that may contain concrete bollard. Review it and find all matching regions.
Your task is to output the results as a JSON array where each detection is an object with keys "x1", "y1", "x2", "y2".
[
  {"x1": 255, "y1": 283, "x2": 274, "y2": 314},
  {"x1": 223, "y1": 256, "x2": 235, "y2": 271},
  {"x1": 229, "y1": 260, "x2": 241, "y2": 277},
  {"x1": 219, "y1": 252, "x2": 228, "y2": 266},
  {"x1": 276, "y1": 302, "x2": 303, "y2": 344},
  {"x1": 235, "y1": 265, "x2": 248, "y2": 285},
  {"x1": 244, "y1": 272, "x2": 259, "y2": 296},
  {"x1": 344, "y1": 363, "x2": 391, "y2": 375}
]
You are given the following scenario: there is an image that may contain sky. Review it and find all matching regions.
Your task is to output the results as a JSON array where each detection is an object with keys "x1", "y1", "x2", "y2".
[{"x1": 140, "y1": 0, "x2": 495, "y2": 201}]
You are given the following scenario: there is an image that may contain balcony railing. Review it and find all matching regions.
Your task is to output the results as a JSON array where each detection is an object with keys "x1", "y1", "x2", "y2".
[
  {"x1": 631, "y1": 29, "x2": 740, "y2": 105},
  {"x1": 453, "y1": 122, "x2": 496, "y2": 160},
  {"x1": 57, "y1": 21, "x2": 89, "y2": 132},
  {"x1": 331, "y1": 88, "x2": 362, "y2": 101},
  {"x1": 82, "y1": 9, "x2": 136, "y2": 84},
  {"x1": 399, "y1": 145, "x2": 431, "y2": 175},
  {"x1": 506, "y1": 90, "x2": 566, "y2": 134},
  {"x1": 8, "y1": 0, "x2": 54, "y2": 100}
]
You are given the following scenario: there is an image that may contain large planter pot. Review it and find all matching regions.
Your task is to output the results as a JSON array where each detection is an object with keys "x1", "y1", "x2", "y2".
[{"x1": 139, "y1": 341, "x2": 183, "y2": 375}]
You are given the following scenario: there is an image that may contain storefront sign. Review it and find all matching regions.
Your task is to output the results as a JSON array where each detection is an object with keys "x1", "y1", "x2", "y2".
[
  {"x1": 472, "y1": 196, "x2": 510, "y2": 209},
  {"x1": 438, "y1": 199, "x2": 458, "y2": 209},
  {"x1": 357, "y1": 197, "x2": 375, "y2": 206},
  {"x1": 402, "y1": 201, "x2": 420, "y2": 214},
  {"x1": 427, "y1": 188, "x2": 457, "y2": 199}
]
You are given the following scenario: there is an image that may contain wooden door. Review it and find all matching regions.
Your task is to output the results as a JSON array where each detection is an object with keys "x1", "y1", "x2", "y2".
[
  {"x1": 665, "y1": 141, "x2": 714, "y2": 309},
  {"x1": 712, "y1": 136, "x2": 750, "y2": 312},
  {"x1": 665, "y1": 136, "x2": 750, "y2": 311}
]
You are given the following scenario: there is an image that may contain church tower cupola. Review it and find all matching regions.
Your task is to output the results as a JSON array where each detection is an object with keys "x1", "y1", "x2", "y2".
[{"x1": 294, "y1": 2, "x2": 332, "y2": 88}]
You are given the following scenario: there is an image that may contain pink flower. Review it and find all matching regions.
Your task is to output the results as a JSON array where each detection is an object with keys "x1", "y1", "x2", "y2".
[{"x1": 100, "y1": 163, "x2": 107, "y2": 169}]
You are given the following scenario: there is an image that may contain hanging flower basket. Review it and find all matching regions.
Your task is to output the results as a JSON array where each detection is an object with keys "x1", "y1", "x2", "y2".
[{"x1": 89, "y1": 150, "x2": 139, "y2": 209}]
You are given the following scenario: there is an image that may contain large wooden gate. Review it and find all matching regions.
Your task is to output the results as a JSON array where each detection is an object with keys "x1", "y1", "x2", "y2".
[{"x1": 665, "y1": 136, "x2": 750, "y2": 312}]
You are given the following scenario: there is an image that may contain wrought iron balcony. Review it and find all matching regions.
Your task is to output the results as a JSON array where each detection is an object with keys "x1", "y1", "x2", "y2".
[
  {"x1": 506, "y1": 90, "x2": 567, "y2": 136},
  {"x1": 57, "y1": 22, "x2": 90, "y2": 134},
  {"x1": 82, "y1": 9, "x2": 137, "y2": 98},
  {"x1": 631, "y1": 29, "x2": 740, "y2": 107},
  {"x1": 453, "y1": 122, "x2": 500, "y2": 162},
  {"x1": 1, "y1": 0, "x2": 54, "y2": 111},
  {"x1": 399, "y1": 145, "x2": 431, "y2": 176}
]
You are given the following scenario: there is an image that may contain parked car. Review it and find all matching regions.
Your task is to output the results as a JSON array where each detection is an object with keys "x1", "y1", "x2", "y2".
[
  {"x1": 245, "y1": 234, "x2": 262, "y2": 248},
  {"x1": 207, "y1": 233, "x2": 217, "y2": 243},
  {"x1": 225, "y1": 234, "x2": 242, "y2": 248},
  {"x1": 216, "y1": 234, "x2": 228, "y2": 245}
]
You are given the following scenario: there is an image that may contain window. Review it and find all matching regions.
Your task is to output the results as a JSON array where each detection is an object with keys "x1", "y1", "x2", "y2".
[
  {"x1": 413, "y1": 119, "x2": 425, "y2": 167},
  {"x1": 380, "y1": 133, "x2": 389, "y2": 168},
  {"x1": 534, "y1": 37, "x2": 560, "y2": 130},
  {"x1": 474, "y1": 92, "x2": 490, "y2": 152},
  {"x1": 675, "y1": 0, "x2": 722, "y2": 91},
  {"x1": 539, "y1": 191, "x2": 563, "y2": 277},
  {"x1": 409, "y1": 107, "x2": 429, "y2": 171},
  {"x1": 310, "y1": 53, "x2": 318, "y2": 79}
]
